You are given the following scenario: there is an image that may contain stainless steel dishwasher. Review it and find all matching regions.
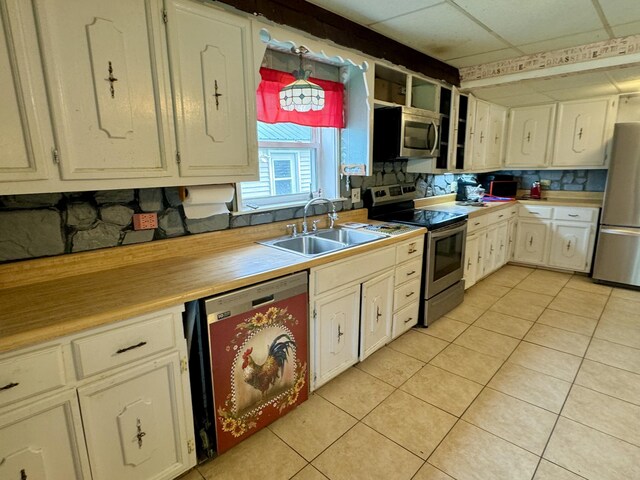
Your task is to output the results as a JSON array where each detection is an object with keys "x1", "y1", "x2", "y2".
[{"x1": 203, "y1": 272, "x2": 308, "y2": 454}]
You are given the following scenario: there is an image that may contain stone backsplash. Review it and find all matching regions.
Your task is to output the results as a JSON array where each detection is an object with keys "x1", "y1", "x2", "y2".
[{"x1": 0, "y1": 166, "x2": 606, "y2": 263}]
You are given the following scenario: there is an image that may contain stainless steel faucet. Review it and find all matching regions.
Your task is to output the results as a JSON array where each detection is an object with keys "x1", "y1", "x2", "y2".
[{"x1": 302, "y1": 197, "x2": 338, "y2": 234}]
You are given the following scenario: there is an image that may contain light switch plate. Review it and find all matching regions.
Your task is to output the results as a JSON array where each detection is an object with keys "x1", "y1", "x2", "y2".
[{"x1": 351, "y1": 188, "x2": 361, "y2": 203}]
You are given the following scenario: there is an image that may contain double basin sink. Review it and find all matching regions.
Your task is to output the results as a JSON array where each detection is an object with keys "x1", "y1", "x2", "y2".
[{"x1": 259, "y1": 228, "x2": 387, "y2": 257}]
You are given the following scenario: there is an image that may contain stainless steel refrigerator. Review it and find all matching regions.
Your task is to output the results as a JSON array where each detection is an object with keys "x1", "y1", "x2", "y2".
[{"x1": 593, "y1": 122, "x2": 640, "y2": 287}]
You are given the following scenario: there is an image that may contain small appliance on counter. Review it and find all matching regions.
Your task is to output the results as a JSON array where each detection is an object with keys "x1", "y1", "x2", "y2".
[
  {"x1": 478, "y1": 174, "x2": 518, "y2": 199},
  {"x1": 530, "y1": 181, "x2": 542, "y2": 199}
]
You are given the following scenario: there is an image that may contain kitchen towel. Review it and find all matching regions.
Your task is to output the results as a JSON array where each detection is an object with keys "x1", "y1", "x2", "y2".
[{"x1": 181, "y1": 185, "x2": 235, "y2": 219}]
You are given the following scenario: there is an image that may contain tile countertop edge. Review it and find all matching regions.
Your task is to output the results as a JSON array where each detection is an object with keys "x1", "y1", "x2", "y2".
[{"x1": 0, "y1": 226, "x2": 426, "y2": 354}]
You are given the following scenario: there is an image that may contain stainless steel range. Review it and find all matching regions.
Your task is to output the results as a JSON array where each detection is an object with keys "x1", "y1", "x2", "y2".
[{"x1": 366, "y1": 185, "x2": 468, "y2": 326}]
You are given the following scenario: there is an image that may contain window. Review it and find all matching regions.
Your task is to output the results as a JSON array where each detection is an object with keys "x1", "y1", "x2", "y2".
[{"x1": 237, "y1": 122, "x2": 338, "y2": 210}]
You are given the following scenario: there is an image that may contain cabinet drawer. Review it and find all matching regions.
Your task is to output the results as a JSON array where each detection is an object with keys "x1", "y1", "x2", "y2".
[
  {"x1": 395, "y1": 258, "x2": 422, "y2": 287},
  {"x1": 392, "y1": 301, "x2": 419, "y2": 339},
  {"x1": 395, "y1": 236, "x2": 424, "y2": 264},
  {"x1": 487, "y1": 209, "x2": 510, "y2": 225},
  {"x1": 519, "y1": 205, "x2": 553, "y2": 219},
  {"x1": 72, "y1": 312, "x2": 177, "y2": 378},
  {"x1": 467, "y1": 215, "x2": 488, "y2": 233},
  {"x1": 312, "y1": 246, "x2": 395, "y2": 296},
  {"x1": 0, "y1": 346, "x2": 65, "y2": 407},
  {"x1": 394, "y1": 279, "x2": 421, "y2": 311},
  {"x1": 553, "y1": 207, "x2": 597, "y2": 223}
]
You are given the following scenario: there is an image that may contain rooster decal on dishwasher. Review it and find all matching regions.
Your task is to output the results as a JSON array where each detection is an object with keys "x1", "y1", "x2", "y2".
[{"x1": 241, "y1": 333, "x2": 295, "y2": 399}]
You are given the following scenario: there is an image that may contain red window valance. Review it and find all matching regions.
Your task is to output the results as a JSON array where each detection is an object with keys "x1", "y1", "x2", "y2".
[{"x1": 256, "y1": 67, "x2": 345, "y2": 128}]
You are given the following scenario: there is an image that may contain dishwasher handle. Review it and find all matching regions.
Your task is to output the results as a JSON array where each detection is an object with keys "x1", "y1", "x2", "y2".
[{"x1": 252, "y1": 294, "x2": 275, "y2": 308}]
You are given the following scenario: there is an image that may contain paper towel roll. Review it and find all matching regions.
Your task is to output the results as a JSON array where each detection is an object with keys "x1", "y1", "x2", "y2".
[{"x1": 181, "y1": 185, "x2": 235, "y2": 219}]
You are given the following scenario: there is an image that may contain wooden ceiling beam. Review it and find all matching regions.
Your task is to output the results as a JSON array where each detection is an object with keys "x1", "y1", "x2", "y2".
[{"x1": 215, "y1": 0, "x2": 460, "y2": 86}]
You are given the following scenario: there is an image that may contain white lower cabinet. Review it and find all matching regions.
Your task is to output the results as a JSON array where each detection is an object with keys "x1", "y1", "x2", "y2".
[
  {"x1": 514, "y1": 219, "x2": 550, "y2": 265},
  {"x1": 0, "y1": 389, "x2": 90, "y2": 479},
  {"x1": 0, "y1": 306, "x2": 195, "y2": 480},
  {"x1": 512, "y1": 205, "x2": 598, "y2": 272},
  {"x1": 360, "y1": 271, "x2": 394, "y2": 359},
  {"x1": 310, "y1": 236, "x2": 424, "y2": 390},
  {"x1": 313, "y1": 285, "x2": 360, "y2": 388},
  {"x1": 464, "y1": 205, "x2": 516, "y2": 288}
]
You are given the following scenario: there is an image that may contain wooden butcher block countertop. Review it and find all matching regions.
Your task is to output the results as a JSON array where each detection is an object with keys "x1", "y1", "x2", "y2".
[{"x1": 0, "y1": 209, "x2": 425, "y2": 354}]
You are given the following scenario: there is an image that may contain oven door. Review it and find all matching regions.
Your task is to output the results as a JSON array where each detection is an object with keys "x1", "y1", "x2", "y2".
[{"x1": 425, "y1": 221, "x2": 467, "y2": 298}]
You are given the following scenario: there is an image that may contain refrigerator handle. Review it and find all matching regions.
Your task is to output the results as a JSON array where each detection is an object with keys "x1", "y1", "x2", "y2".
[{"x1": 600, "y1": 227, "x2": 640, "y2": 236}]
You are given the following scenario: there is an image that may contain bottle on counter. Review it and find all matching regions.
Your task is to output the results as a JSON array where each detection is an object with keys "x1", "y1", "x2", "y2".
[{"x1": 530, "y1": 181, "x2": 541, "y2": 199}]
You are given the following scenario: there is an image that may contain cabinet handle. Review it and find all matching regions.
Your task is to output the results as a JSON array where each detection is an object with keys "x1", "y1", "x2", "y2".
[
  {"x1": 474, "y1": 222, "x2": 481, "y2": 226},
  {"x1": 408, "y1": 243, "x2": 417, "y2": 254},
  {"x1": 567, "y1": 240, "x2": 572, "y2": 251},
  {"x1": 213, "y1": 79, "x2": 223, "y2": 110},
  {"x1": 526, "y1": 132, "x2": 531, "y2": 143},
  {"x1": 480, "y1": 132, "x2": 485, "y2": 143},
  {"x1": 136, "y1": 418, "x2": 147, "y2": 449},
  {"x1": 21, "y1": 469, "x2": 27, "y2": 480},
  {"x1": 337, "y1": 324, "x2": 344, "y2": 342},
  {"x1": 490, "y1": 245, "x2": 494, "y2": 254},
  {"x1": 568, "y1": 214, "x2": 579, "y2": 217},
  {"x1": 116, "y1": 341, "x2": 147, "y2": 354},
  {"x1": 577, "y1": 127, "x2": 583, "y2": 139},
  {"x1": 405, "y1": 291, "x2": 415, "y2": 298},
  {"x1": 0, "y1": 382, "x2": 19, "y2": 391},
  {"x1": 406, "y1": 270, "x2": 416, "y2": 276},
  {"x1": 529, "y1": 235, "x2": 534, "y2": 247},
  {"x1": 498, "y1": 214, "x2": 504, "y2": 218},
  {"x1": 105, "y1": 61, "x2": 118, "y2": 99},
  {"x1": 404, "y1": 317, "x2": 414, "y2": 324},
  {"x1": 376, "y1": 306, "x2": 382, "y2": 322},
  {"x1": 467, "y1": 258, "x2": 472, "y2": 268},
  {"x1": 530, "y1": 212, "x2": 540, "y2": 215}
]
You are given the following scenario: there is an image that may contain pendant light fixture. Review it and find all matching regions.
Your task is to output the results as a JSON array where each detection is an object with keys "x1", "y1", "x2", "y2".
[{"x1": 279, "y1": 46, "x2": 325, "y2": 112}]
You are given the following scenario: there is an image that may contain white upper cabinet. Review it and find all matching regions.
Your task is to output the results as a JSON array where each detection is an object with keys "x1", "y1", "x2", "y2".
[
  {"x1": 485, "y1": 104, "x2": 506, "y2": 169},
  {"x1": 505, "y1": 104, "x2": 556, "y2": 168},
  {"x1": 471, "y1": 99, "x2": 490, "y2": 170},
  {"x1": 166, "y1": 1, "x2": 258, "y2": 180},
  {"x1": 33, "y1": 0, "x2": 175, "y2": 180},
  {"x1": 551, "y1": 97, "x2": 616, "y2": 168},
  {"x1": 0, "y1": 0, "x2": 53, "y2": 184}
]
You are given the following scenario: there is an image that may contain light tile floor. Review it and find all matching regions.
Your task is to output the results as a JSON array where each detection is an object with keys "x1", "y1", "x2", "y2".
[{"x1": 181, "y1": 265, "x2": 640, "y2": 480}]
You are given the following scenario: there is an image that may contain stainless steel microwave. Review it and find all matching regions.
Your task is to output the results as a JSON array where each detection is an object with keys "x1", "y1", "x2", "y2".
[{"x1": 373, "y1": 106, "x2": 440, "y2": 162}]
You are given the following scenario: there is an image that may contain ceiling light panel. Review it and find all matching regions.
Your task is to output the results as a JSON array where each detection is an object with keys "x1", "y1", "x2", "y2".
[{"x1": 597, "y1": 0, "x2": 640, "y2": 27}]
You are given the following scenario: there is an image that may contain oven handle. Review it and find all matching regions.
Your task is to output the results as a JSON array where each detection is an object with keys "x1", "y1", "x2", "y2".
[{"x1": 429, "y1": 221, "x2": 467, "y2": 240}]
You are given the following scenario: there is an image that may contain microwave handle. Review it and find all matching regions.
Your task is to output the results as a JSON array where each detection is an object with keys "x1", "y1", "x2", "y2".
[{"x1": 429, "y1": 119, "x2": 439, "y2": 156}]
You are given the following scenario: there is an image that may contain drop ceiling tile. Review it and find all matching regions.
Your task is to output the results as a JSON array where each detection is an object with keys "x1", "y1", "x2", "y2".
[
  {"x1": 598, "y1": 0, "x2": 640, "y2": 27},
  {"x1": 606, "y1": 64, "x2": 640, "y2": 82},
  {"x1": 305, "y1": 0, "x2": 444, "y2": 26},
  {"x1": 544, "y1": 83, "x2": 619, "y2": 101},
  {"x1": 453, "y1": 0, "x2": 604, "y2": 46},
  {"x1": 525, "y1": 72, "x2": 613, "y2": 92},
  {"x1": 612, "y1": 21, "x2": 640, "y2": 37},
  {"x1": 447, "y1": 48, "x2": 523, "y2": 68},
  {"x1": 371, "y1": 3, "x2": 510, "y2": 61},
  {"x1": 487, "y1": 92, "x2": 556, "y2": 107},
  {"x1": 517, "y1": 30, "x2": 610, "y2": 55}
]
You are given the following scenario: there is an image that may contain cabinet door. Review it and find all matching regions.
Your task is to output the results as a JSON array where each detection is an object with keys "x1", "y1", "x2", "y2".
[
  {"x1": 514, "y1": 220, "x2": 549, "y2": 265},
  {"x1": 312, "y1": 285, "x2": 360, "y2": 389},
  {"x1": 475, "y1": 231, "x2": 487, "y2": 281},
  {"x1": 0, "y1": 1, "x2": 52, "y2": 184},
  {"x1": 507, "y1": 218, "x2": 517, "y2": 261},
  {"x1": 167, "y1": 1, "x2": 258, "y2": 180},
  {"x1": 552, "y1": 97, "x2": 616, "y2": 167},
  {"x1": 495, "y1": 222, "x2": 509, "y2": 268},
  {"x1": 360, "y1": 271, "x2": 394, "y2": 360},
  {"x1": 463, "y1": 94, "x2": 476, "y2": 169},
  {"x1": 549, "y1": 222, "x2": 592, "y2": 271},
  {"x1": 471, "y1": 99, "x2": 490, "y2": 169},
  {"x1": 78, "y1": 352, "x2": 193, "y2": 480},
  {"x1": 505, "y1": 104, "x2": 555, "y2": 167},
  {"x1": 33, "y1": 0, "x2": 175, "y2": 180},
  {"x1": 0, "y1": 390, "x2": 90, "y2": 479},
  {"x1": 464, "y1": 234, "x2": 479, "y2": 289},
  {"x1": 483, "y1": 226, "x2": 498, "y2": 275},
  {"x1": 485, "y1": 104, "x2": 506, "y2": 169}
]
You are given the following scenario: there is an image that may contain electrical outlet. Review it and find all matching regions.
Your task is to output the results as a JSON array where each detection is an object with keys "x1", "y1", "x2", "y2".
[
  {"x1": 351, "y1": 188, "x2": 361, "y2": 203},
  {"x1": 133, "y1": 213, "x2": 158, "y2": 230}
]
